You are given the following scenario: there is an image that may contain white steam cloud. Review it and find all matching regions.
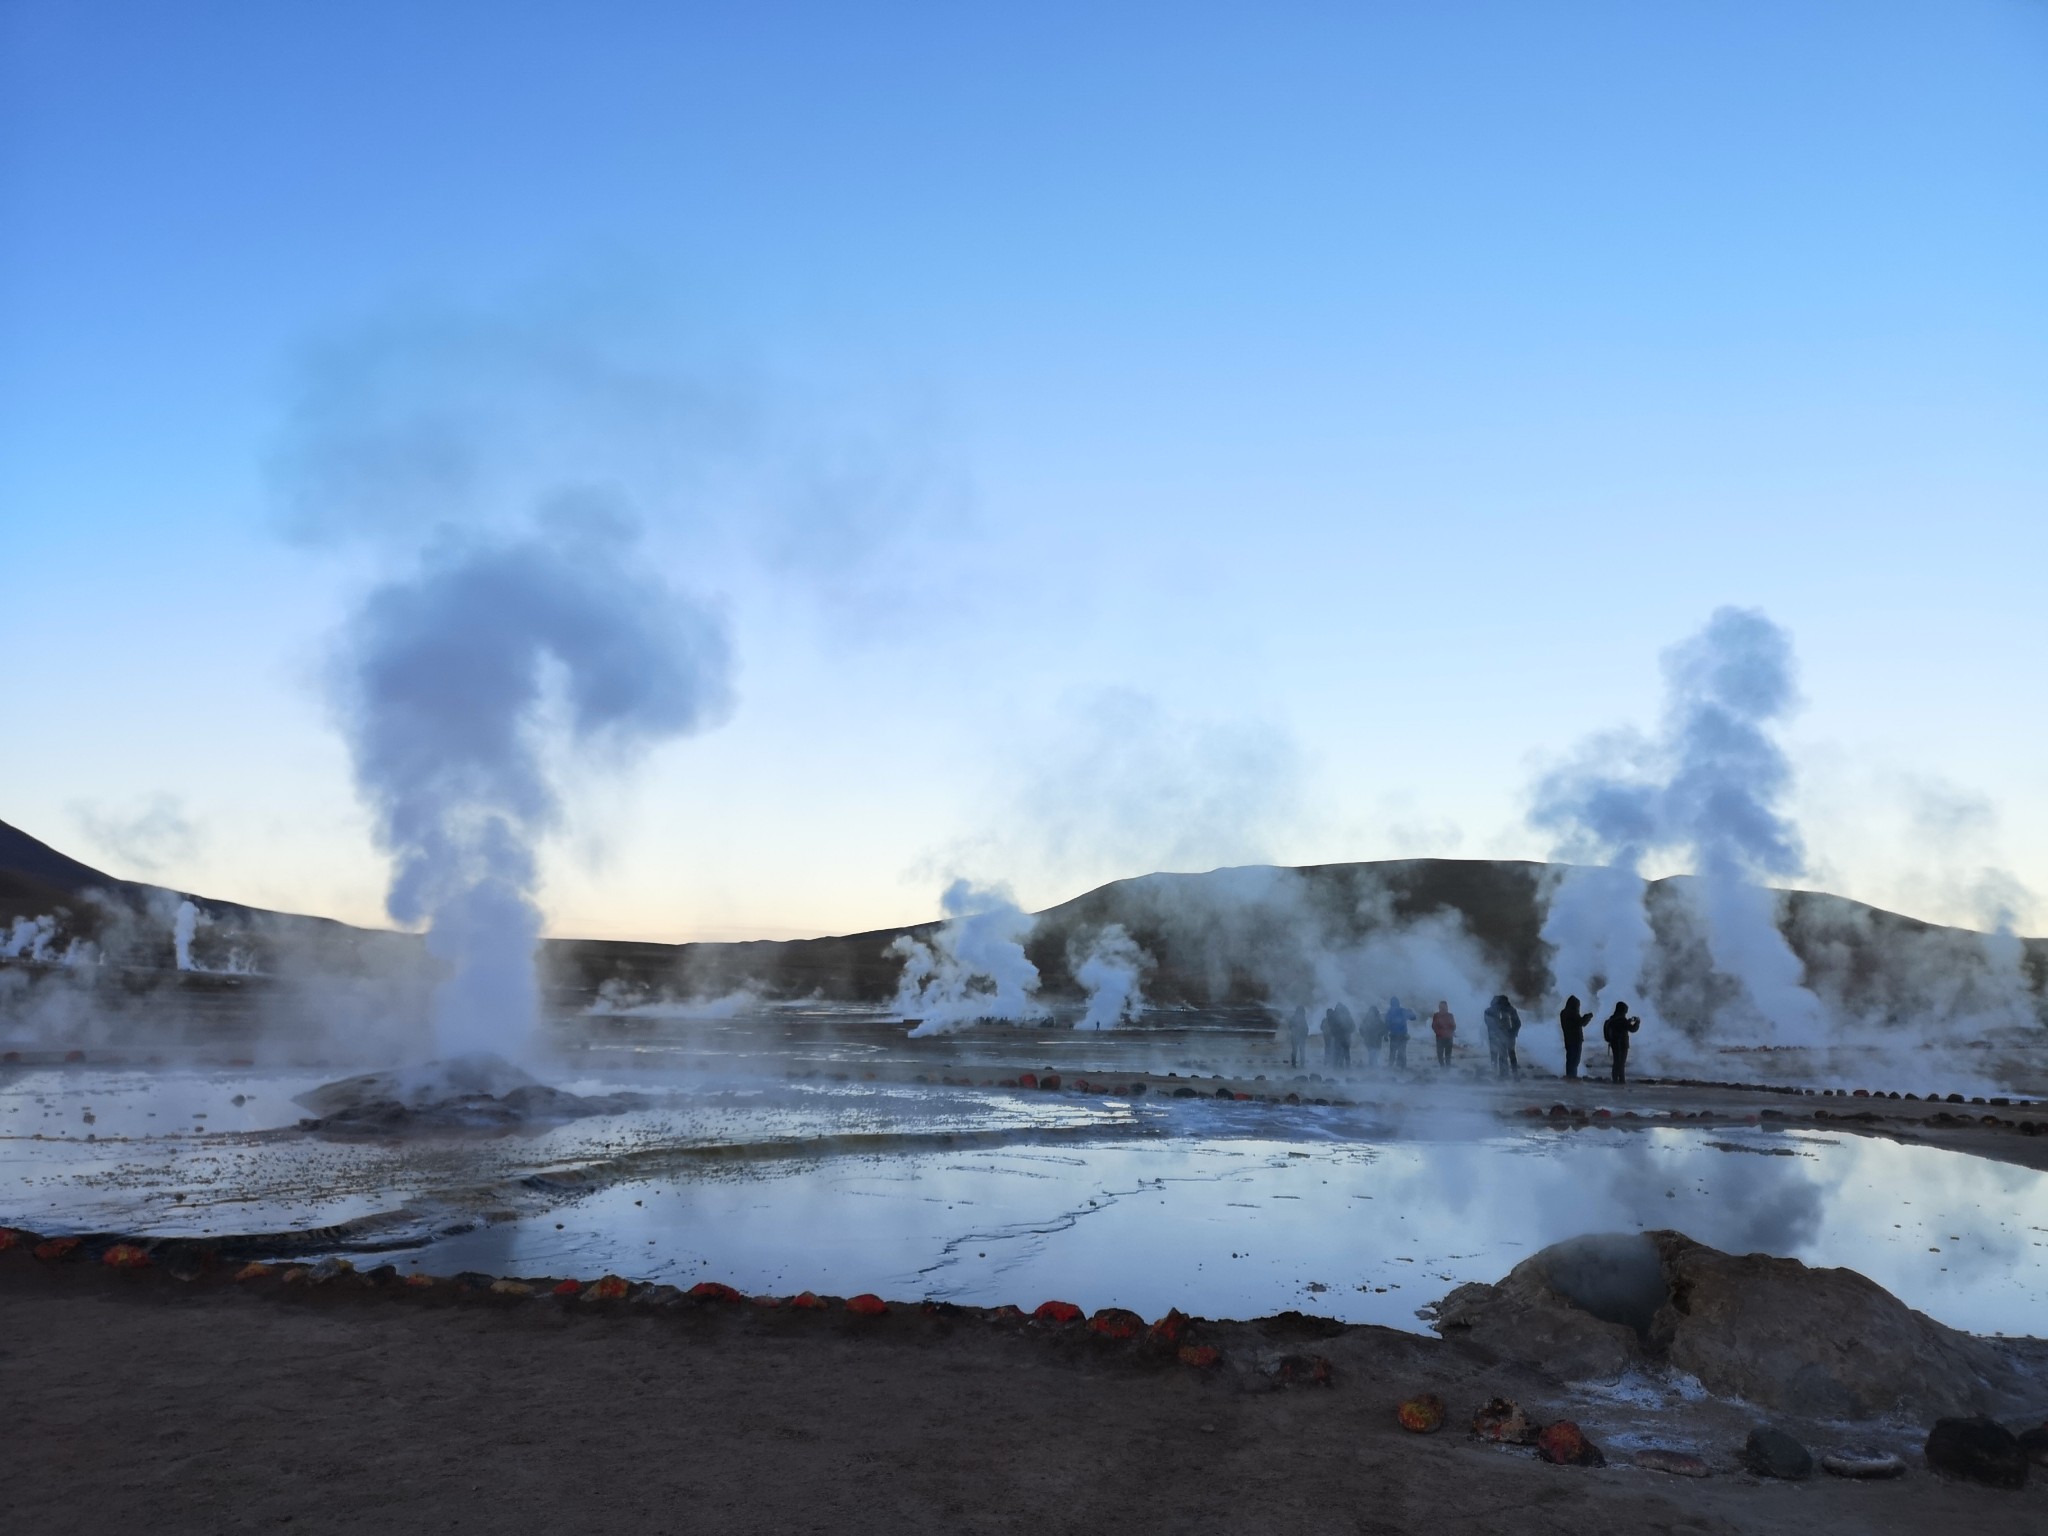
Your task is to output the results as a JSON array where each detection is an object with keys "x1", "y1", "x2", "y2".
[
  {"x1": 891, "y1": 880, "x2": 1045, "y2": 1036},
  {"x1": 1532, "y1": 607, "x2": 1827, "y2": 1043},
  {"x1": 1071, "y1": 923, "x2": 1148, "y2": 1029},
  {"x1": 334, "y1": 500, "x2": 733, "y2": 1059}
]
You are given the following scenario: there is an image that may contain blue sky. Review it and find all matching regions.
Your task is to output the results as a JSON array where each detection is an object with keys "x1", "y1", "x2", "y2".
[{"x1": 3, "y1": 2, "x2": 2044, "y2": 940}]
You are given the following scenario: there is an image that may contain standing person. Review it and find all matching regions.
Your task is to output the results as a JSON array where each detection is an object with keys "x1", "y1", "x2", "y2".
[
  {"x1": 1430, "y1": 1000, "x2": 1457, "y2": 1068},
  {"x1": 1558, "y1": 995, "x2": 1593, "y2": 1080},
  {"x1": 1483, "y1": 994, "x2": 1522, "y2": 1078},
  {"x1": 1603, "y1": 1001, "x2": 1641, "y2": 1083},
  {"x1": 1360, "y1": 1003, "x2": 1388, "y2": 1069},
  {"x1": 1384, "y1": 996, "x2": 1414, "y2": 1069},
  {"x1": 1324, "y1": 1002, "x2": 1357, "y2": 1068},
  {"x1": 1283, "y1": 1005, "x2": 1309, "y2": 1070}
]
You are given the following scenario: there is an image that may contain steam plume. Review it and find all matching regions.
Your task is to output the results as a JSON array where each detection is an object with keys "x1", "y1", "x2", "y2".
[
  {"x1": 1071, "y1": 924, "x2": 1148, "y2": 1029},
  {"x1": 891, "y1": 880, "x2": 1044, "y2": 1036},
  {"x1": 336, "y1": 500, "x2": 732, "y2": 1060},
  {"x1": 1533, "y1": 607, "x2": 1825, "y2": 1042}
]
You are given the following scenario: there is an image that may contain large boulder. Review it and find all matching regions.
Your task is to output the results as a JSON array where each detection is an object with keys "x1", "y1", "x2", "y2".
[{"x1": 1434, "y1": 1229, "x2": 2015, "y2": 1421}]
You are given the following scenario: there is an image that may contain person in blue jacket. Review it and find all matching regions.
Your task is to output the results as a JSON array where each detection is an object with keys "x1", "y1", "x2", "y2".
[{"x1": 1383, "y1": 996, "x2": 1415, "y2": 1069}]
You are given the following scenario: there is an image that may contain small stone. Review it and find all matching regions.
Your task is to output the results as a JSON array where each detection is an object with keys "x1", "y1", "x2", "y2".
[
  {"x1": 1470, "y1": 1398, "x2": 1535, "y2": 1444},
  {"x1": 1924, "y1": 1417, "x2": 2028, "y2": 1489},
  {"x1": 1742, "y1": 1426, "x2": 1814, "y2": 1480},
  {"x1": 1397, "y1": 1394, "x2": 1446, "y2": 1433},
  {"x1": 308, "y1": 1256, "x2": 355, "y2": 1284},
  {"x1": 1633, "y1": 1448, "x2": 1709, "y2": 1478},
  {"x1": 1536, "y1": 1420, "x2": 1604, "y2": 1466},
  {"x1": 1821, "y1": 1449, "x2": 1906, "y2": 1479}
]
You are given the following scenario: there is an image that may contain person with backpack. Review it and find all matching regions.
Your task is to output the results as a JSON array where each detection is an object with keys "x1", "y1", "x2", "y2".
[
  {"x1": 1603, "y1": 1001, "x2": 1641, "y2": 1083},
  {"x1": 1483, "y1": 994, "x2": 1522, "y2": 1078},
  {"x1": 1383, "y1": 996, "x2": 1415, "y2": 1069},
  {"x1": 1323, "y1": 1001, "x2": 1357, "y2": 1068},
  {"x1": 1558, "y1": 994, "x2": 1593, "y2": 1080}
]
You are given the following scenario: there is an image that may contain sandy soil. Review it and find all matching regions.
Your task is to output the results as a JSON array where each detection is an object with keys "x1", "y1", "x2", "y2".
[{"x1": 4, "y1": 1260, "x2": 2042, "y2": 1536}]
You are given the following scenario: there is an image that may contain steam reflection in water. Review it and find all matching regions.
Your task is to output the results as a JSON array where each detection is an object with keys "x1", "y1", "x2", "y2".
[{"x1": 408, "y1": 1126, "x2": 2048, "y2": 1336}]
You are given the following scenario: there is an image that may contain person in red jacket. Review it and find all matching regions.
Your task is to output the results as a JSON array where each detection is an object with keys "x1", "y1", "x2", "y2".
[{"x1": 1430, "y1": 1001, "x2": 1457, "y2": 1068}]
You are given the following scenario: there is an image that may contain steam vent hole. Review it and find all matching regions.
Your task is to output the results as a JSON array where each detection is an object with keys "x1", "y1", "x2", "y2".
[{"x1": 1536, "y1": 1233, "x2": 1669, "y2": 1339}]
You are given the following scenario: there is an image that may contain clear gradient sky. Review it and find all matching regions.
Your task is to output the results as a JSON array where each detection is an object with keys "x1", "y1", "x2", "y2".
[{"x1": 3, "y1": 2, "x2": 2044, "y2": 942}]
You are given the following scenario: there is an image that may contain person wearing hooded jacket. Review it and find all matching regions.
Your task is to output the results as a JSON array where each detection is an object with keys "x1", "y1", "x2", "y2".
[
  {"x1": 1602, "y1": 1001, "x2": 1641, "y2": 1083},
  {"x1": 1383, "y1": 996, "x2": 1415, "y2": 1069},
  {"x1": 1483, "y1": 994, "x2": 1522, "y2": 1078},
  {"x1": 1558, "y1": 995, "x2": 1593, "y2": 1080}
]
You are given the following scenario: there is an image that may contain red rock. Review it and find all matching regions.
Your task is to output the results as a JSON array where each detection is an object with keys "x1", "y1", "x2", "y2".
[
  {"x1": 0, "y1": 1227, "x2": 25, "y2": 1251},
  {"x1": 33, "y1": 1237, "x2": 81, "y2": 1262},
  {"x1": 1146, "y1": 1308, "x2": 1189, "y2": 1346},
  {"x1": 1177, "y1": 1344, "x2": 1221, "y2": 1368},
  {"x1": 551, "y1": 1279, "x2": 583, "y2": 1296},
  {"x1": 688, "y1": 1281, "x2": 743, "y2": 1303},
  {"x1": 582, "y1": 1275, "x2": 630, "y2": 1301},
  {"x1": 790, "y1": 1291, "x2": 830, "y2": 1311},
  {"x1": 1016, "y1": 1073, "x2": 1037, "y2": 1089},
  {"x1": 1396, "y1": 1394, "x2": 1445, "y2": 1433},
  {"x1": 1536, "y1": 1420, "x2": 1605, "y2": 1466},
  {"x1": 1032, "y1": 1299, "x2": 1083, "y2": 1324},
  {"x1": 1088, "y1": 1307, "x2": 1145, "y2": 1340},
  {"x1": 1039, "y1": 1075, "x2": 1061, "y2": 1090},
  {"x1": 101, "y1": 1243, "x2": 151, "y2": 1269},
  {"x1": 845, "y1": 1293, "x2": 888, "y2": 1316},
  {"x1": 404, "y1": 1273, "x2": 436, "y2": 1289}
]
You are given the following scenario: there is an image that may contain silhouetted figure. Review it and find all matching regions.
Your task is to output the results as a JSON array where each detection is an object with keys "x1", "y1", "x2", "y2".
[
  {"x1": 1384, "y1": 996, "x2": 1415, "y2": 1069},
  {"x1": 1484, "y1": 994, "x2": 1522, "y2": 1078},
  {"x1": 1430, "y1": 1000, "x2": 1457, "y2": 1067},
  {"x1": 1360, "y1": 1004, "x2": 1388, "y2": 1068},
  {"x1": 1603, "y1": 1001, "x2": 1641, "y2": 1083},
  {"x1": 1559, "y1": 995, "x2": 1593, "y2": 1080},
  {"x1": 1283, "y1": 1005, "x2": 1309, "y2": 1069},
  {"x1": 1322, "y1": 1003, "x2": 1357, "y2": 1068}
]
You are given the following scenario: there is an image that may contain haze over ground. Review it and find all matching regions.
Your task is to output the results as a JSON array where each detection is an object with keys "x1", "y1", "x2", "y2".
[{"x1": 3, "y1": 3, "x2": 2043, "y2": 946}]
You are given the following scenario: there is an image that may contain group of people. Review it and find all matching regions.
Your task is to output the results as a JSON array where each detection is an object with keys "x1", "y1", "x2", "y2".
[
  {"x1": 1277, "y1": 991, "x2": 1644, "y2": 1082},
  {"x1": 1558, "y1": 995, "x2": 1642, "y2": 1083}
]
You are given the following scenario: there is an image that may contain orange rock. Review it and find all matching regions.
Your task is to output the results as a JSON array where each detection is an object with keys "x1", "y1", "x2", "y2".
[
  {"x1": 845, "y1": 1292, "x2": 888, "y2": 1316},
  {"x1": 582, "y1": 1275, "x2": 630, "y2": 1301},
  {"x1": 234, "y1": 1262, "x2": 274, "y2": 1283},
  {"x1": 789, "y1": 1291, "x2": 829, "y2": 1311},
  {"x1": 1536, "y1": 1420, "x2": 1604, "y2": 1466},
  {"x1": 1032, "y1": 1299, "x2": 1083, "y2": 1325},
  {"x1": 1397, "y1": 1394, "x2": 1446, "y2": 1433},
  {"x1": 1177, "y1": 1344, "x2": 1222, "y2": 1368},
  {"x1": 101, "y1": 1243, "x2": 151, "y2": 1270},
  {"x1": 1146, "y1": 1309, "x2": 1189, "y2": 1346},
  {"x1": 405, "y1": 1273, "x2": 437, "y2": 1289},
  {"x1": 33, "y1": 1237, "x2": 81, "y2": 1263}
]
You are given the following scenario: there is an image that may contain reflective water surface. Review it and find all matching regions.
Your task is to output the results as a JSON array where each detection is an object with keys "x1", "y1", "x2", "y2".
[{"x1": 5, "y1": 1056, "x2": 2044, "y2": 1336}]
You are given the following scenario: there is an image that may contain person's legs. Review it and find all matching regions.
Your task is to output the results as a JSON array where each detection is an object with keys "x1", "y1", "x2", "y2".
[
  {"x1": 1564, "y1": 1037, "x2": 1581, "y2": 1079},
  {"x1": 1614, "y1": 1046, "x2": 1628, "y2": 1084}
]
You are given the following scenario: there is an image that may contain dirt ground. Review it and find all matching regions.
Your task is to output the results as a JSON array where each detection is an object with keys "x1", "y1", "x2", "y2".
[{"x1": 3, "y1": 1263, "x2": 2042, "y2": 1536}]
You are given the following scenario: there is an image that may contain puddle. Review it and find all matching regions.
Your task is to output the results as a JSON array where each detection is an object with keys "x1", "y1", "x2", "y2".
[{"x1": 5, "y1": 1059, "x2": 2046, "y2": 1336}]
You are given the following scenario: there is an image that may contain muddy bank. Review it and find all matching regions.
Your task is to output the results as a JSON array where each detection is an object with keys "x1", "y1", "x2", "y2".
[{"x1": 3, "y1": 1250, "x2": 2045, "y2": 1536}]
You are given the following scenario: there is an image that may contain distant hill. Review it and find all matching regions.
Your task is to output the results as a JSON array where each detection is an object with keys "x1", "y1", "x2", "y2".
[{"x1": 3, "y1": 817, "x2": 2042, "y2": 1030}]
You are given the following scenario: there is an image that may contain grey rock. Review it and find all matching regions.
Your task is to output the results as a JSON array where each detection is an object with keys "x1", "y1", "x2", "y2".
[{"x1": 1742, "y1": 1426, "x2": 1813, "y2": 1480}]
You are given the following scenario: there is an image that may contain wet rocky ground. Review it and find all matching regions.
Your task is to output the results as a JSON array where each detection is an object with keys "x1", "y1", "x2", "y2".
[{"x1": 2, "y1": 1238, "x2": 2043, "y2": 1535}]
